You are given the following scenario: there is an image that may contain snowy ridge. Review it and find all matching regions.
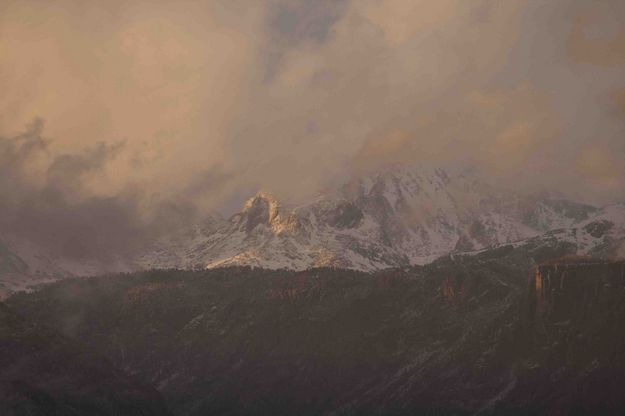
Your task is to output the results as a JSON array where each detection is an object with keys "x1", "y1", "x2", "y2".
[
  {"x1": 455, "y1": 203, "x2": 625, "y2": 260},
  {"x1": 137, "y1": 166, "x2": 620, "y2": 272}
]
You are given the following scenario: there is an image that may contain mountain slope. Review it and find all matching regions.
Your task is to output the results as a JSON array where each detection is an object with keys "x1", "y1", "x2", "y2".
[
  {"x1": 9, "y1": 252, "x2": 625, "y2": 415},
  {"x1": 0, "y1": 302, "x2": 171, "y2": 415}
]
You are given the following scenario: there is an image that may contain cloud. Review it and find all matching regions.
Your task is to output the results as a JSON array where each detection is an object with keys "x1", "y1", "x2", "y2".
[
  {"x1": 568, "y1": 2, "x2": 625, "y2": 66},
  {"x1": 1, "y1": 0, "x2": 625, "y2": 261},
  {"x1": 0, "y1": 121, "x2": 198, "y2": 261},
  {"x1": 0, "y1": 0, "x2": 263, "y2": 203},
  {"x1": 224, "y1": 0, "x2": 625, "y2": 203}
]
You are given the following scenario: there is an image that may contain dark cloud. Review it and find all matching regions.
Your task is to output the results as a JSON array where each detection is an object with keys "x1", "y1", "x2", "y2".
[
  {"x1": 0, "y1": 122, "x2": 198, "y2": 261},
  {"x1": 271, "y1": 0, "x2": 345, "y2": 44},
  {"x1": 263, "y1": 0, "x2": 347, "y2": 81}
]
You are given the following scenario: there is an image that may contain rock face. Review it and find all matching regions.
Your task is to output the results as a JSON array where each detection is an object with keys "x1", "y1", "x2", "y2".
[
  {"x1": 531, "y1": 260, "x2": 625, "y2": 323},
  {"x1": 491, "y1": 258, "x2": 625, "y2": 415}
]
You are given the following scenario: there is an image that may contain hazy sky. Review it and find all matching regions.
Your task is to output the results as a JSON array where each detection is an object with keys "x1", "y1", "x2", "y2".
[{"x1": 1, "y1": 0, "x2": 625, "y2": 258}]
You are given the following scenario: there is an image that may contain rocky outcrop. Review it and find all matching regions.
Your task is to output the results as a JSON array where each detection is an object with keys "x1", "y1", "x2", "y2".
[
  {"x1": 492, "y1": 259, "x2": 625, "y2": 415},
  {"x1": 530, "y1": 259, "x2": 625, "y2": 322}
]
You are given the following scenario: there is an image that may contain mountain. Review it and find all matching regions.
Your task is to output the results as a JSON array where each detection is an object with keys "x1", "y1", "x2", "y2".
[
  {"x1": 138, "y1": 166, "x2": 620, "y2": 272},
  {"x1": 8, "y1": 251, "x2": 625, "y2": 415},
  {"x1": 0, "y1": 235, "x2": 132, "y2": 298},
  {"x1": 2, "y1": 165, "x2": 623, "y2": 296}
]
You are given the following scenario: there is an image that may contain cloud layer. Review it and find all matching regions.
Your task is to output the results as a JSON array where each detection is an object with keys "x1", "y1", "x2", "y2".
[{"x1": 1, "y1": 0, "x2": 625, "y2": 258}]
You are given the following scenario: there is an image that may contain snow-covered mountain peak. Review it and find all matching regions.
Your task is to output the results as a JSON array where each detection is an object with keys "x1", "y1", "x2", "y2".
[
  {"x1": 345, "y1": 165, "x2": 497, "y2": 219},
  {"x1": 3, "y1": 165, "x2": 624, "y2": 295},
  {"x1": 127, "y1": 165, "x2": 622, "y2": 273}
]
